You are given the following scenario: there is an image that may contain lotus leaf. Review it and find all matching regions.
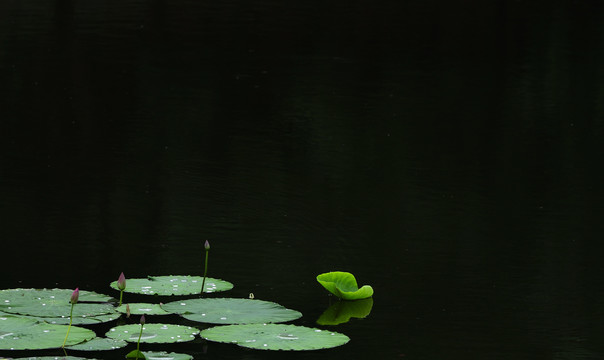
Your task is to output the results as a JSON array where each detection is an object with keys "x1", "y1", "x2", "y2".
[
  {"x1": 161, "y1": 298, "x2": 302, "y2": 324},
  {"x1": 35, "y1": 312, "x2": 121, "y2": 325},
  {"x1": 0, "y1": 315, "x2": 96, "y2": 350},
  {"x1": 143, "y1": 351, "x2": 193, "y2": 360},
  {"x1": 106, "y1": 323, "x2": 199, "y2": 343},
  {"x1": 67, "y1": 336, "x2": 128, "y2": 351},
  {"x1": 201, "y1": 323, "x2": 350, "y2": 350},
  {"x1": 116, "y1": 303, "x2": 171, "y2": 316},
  {"x1": 316, "y1": 272, "x2": 373, "y2": 300},
  {"x1": 316, "y1": 298, "x2": 373, "y2": 325},
  {"x1": 109, "y1": 275, "x2": 233, "y2": 295},
  {"x1": 0, "y1": 288, "x2": 116, "y2": 318}
]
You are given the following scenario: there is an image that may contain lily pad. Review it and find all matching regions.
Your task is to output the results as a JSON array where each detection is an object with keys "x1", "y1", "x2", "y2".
[
  {"x1": 201, "y1": 324, "x2": 350, "y2": 350},
  {"x1": 316, "y1": 298, "x2": 373, "y2": 325},
  {"x1": 316, "y1": 272, "x2": 373, "y2": 300},
  {"x1": 0, "y1": 288, "x2": 116, "y2": 318},
  {"x1": 109, "y1": 276, "x2": 233, "y2": 296},
  {"x1": 106, "y1": 324, "x2": 199, "y2": 343},
  {"x1": 161, "y1": 298, "x2": 302, "y2": 324},
  {"x1": 143, "y1": 351, "x2": 193, "y2": 360},
  {"x1": 35, "y1": 312, "x2": 121, "y2": 325},
  {"x1": 0, "y1": 315, "x2": 96, "y2": 350},
  {"x1": 66, "y1": 336, "x2": 128, "y2": 350},
  {"x1": 116, "y1": 303, "x2": 171, "y2": 316}
]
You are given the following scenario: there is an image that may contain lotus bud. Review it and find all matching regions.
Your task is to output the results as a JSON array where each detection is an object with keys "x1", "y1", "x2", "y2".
[
  {"x1": 204, "y1": 240, "x2": 210, "y2": 250},
  {"x1": 126, "y1": 304, "x2": 131, "y2": 318},
  {"x1": 117, "y1": 272, "x2": 126, "y2": 291},
  {"x1": 70, "y1": 288, "x2": 79, "y2": 304},
  {"x1": 140, "y1": 314, "x2": 145, "y2": 325}
]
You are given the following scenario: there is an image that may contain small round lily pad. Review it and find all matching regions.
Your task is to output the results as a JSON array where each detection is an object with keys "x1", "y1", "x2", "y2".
[
  {"x1": 116, "y1": 303, "x2": 171, "y2": 316},
  {"x1": 109, "y1": 276, "x2": 233, "y2": 296},
  {"x1": 161, "y1": 298, "x2": 302, "y2": 324},
  {"x1": 106, "y1": 324, "x2": 199, "y2": 344},
  {"x1": 201, "y1": 324, "x2": 350, "y2": 350},
  {"x1": 143, "y1": 351, "x2": 193, "y2": 360}
]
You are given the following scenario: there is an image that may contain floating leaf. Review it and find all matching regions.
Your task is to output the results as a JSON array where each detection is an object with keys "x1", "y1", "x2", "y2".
[
  {"x1": 0, "y1": 288, "x2": 116, "y2": 318},
  {"x1": 143, "y1": 351, "x2": 193, "y2": 360},
  {"x1": 116, "y1": 303, "x2": 171, "y2": 316},
  {"x1": 201, "y1": 324, "x2": 349, "y2": 350},
  {"x1": 106, "y1": 324, "x2": 199, "y2": 343},
  {"x1": 66, "y1": 336, "x2": 128, "y2": 351},
  {"x1": 0, "y1": 315, "x2": 96, "y2": 350},
  {"x1": 316, "y1": 272, "x2": 373, "y2": 300},
  {"x1": 316, "y1": 298, "x2": 373, "y2": 325},
  {"x1": 126, "y1": 349, "x2": 146, "y2": 359},
  {"x1": 161, "y1": 298, "x2": 302, "y2": 324},
  {"x1": 109, "y1": 276, "x2": 233, "y2": 296}
]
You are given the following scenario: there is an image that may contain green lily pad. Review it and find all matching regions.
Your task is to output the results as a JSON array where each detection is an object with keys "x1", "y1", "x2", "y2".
[
  {"x1": 35, "y1": 312, "x2": 121, "y2": 325},
  {"x1": 126, "y1": 349, "x2": 146, "y2": 359},
  {"x1": 109, "y1": 276, "x2": 233, "y2": 296},
  {"x1": 0, "y1": 315, "x2": 96, "y2": 350},
  {"x1": 0, "y1": 288, "x2": 116, "y2": 318},
  {"x1": 316, "y1": 298, "x2": 373, "y2": 325},
  {"x1": 116, "y1": 303, "x2": 171, "y2": 316},
  {"x1": 316, "y1": 272, "x2": 373, "y2": 300},
  {"x1": 161, "y1": 298, "x2": 302, "y2": 324},
  {"x1": 106, "y1": 324, "x2": 199, "y2": 343},
  {"x1": 201, "y1": 324, "x2": 350, "y2": 350},
  {"x1": 0, "y1": 309, "x2": 117, "y2": 325},
  {"x1": 66, "y1": 336, "x2": 128, "y2": 350},
  {"x1": 143, "y1": 351, "x2": 193, "y2": 360}
]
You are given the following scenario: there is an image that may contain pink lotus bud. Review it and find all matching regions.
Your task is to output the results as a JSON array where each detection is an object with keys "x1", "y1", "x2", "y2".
[
  {"x1": 70, "y1": 288, "x2": 79, "y2": 304},
  {"x1": 204, "y1": 240, "x2": 210, "y2": 250},
  {"x1": 140, "y1": 314, "x2": 146, "y2": 325},
  {"x1": 117, "y1": 272, "x2": 126, "y2": 291},
  {"x1": 126, "y1": 304, "x2": 131, "y2": 318}
]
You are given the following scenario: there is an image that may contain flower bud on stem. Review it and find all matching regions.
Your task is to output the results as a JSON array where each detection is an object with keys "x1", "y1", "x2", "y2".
[{"x1": 201, "y1": 240, "x2": 210, "y2": 294}]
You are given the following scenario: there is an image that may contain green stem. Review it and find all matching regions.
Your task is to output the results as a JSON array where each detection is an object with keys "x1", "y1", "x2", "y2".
[
  {"x1": 61, "y1": 303, "x2": 74, "y2": 348},
  {"x1": 119, "y1": 290, "x2": 123, "y2": 307},
  {"x1": 136, "y1": 323, "x2": 144, "y2": 359},
  {"x1": 200, "y1": 250, "x2": 209, "y2": 294}
]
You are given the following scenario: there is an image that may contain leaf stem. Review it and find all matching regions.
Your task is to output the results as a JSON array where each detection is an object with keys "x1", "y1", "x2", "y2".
[
  {"x1": 201, "y1": 249, "x2": 209, "y2": 294},
  {"x1": 61, "y1": 303, "x2": 74, "y2": 348},
  {"x1": 136, "y1": 322, "x2": 144, "y2": 359}
]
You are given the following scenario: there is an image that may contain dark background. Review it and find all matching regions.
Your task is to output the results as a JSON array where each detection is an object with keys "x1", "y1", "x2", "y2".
[{"x1": 1, "y1": 1, "x2": 604, "y2": 359}]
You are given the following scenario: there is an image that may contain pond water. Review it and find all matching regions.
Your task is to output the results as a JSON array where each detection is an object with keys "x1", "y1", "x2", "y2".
[{"x1": 1, "y1": 1, "x2": 604, "y2": 359}]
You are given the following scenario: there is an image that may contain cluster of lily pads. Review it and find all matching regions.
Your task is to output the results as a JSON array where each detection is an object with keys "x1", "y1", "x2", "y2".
[{"x1": 0, "y1": 244, "x2": 373, "y2": 359}]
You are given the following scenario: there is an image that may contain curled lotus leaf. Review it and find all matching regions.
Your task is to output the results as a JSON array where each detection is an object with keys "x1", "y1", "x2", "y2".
[
  {"x1": 316, "y1": 272, "x2": 373, "y2": 300},
  {"x1": 316, "y1": 298, "x2": 373, "y2": 325}
]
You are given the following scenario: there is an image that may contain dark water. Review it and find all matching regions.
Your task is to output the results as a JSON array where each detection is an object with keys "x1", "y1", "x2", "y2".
[{"x1": 2, "y1": 1, "x2": 604, "y2": 359}]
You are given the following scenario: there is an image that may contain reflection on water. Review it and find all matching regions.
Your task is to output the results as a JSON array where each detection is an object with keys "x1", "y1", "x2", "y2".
[{"x1": 1, "y1": 1, "x2": 604, "y2": 359}]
